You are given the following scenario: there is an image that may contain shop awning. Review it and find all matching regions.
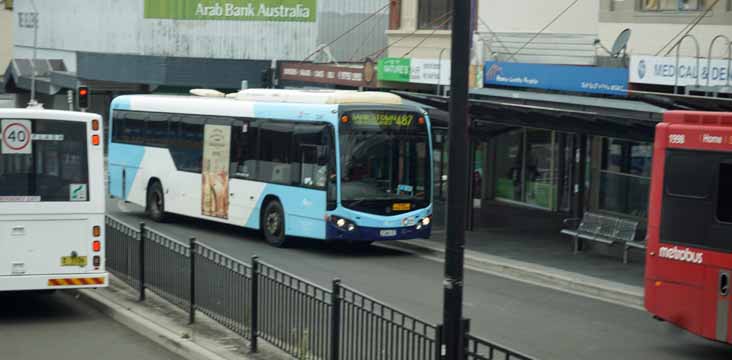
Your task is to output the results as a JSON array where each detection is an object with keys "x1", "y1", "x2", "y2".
[
  {"x1": 3, "y1": 59, "x2": 67, "y2": 95},
  {"x1": 395, "y1": 88, "x2": 668, "y2": 142}
]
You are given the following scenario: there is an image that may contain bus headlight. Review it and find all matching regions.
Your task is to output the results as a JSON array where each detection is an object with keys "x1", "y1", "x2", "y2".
[
  {"x1": 421, "y1": 216, "x2": 431, "y2": 226},
  {"x1": 330, "y1": 216, "x2": 357, "y2": 232}
]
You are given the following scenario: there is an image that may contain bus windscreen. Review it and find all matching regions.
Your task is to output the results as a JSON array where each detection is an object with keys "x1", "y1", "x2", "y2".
[{"x1": 0, "y1": 119, "x2": 89, "y2": 202}]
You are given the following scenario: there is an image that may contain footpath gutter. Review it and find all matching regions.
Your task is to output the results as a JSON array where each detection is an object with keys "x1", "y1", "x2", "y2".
[
  {"x1": 381, "y1": 238, "x2": 645, "y2": 310},
  {"x1": 74, "y1": 276, "x2": 291, "y2": 360}
]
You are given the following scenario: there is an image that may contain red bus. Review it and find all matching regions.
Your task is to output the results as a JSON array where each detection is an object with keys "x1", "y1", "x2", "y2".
[{"x1": 646, "y1": 110, "x2": 732, "y2": 344}]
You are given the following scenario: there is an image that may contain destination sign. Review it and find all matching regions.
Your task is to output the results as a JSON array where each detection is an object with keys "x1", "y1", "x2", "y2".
[{"x1": 349, "y1": 111, "x2": 419, "y2": 128}]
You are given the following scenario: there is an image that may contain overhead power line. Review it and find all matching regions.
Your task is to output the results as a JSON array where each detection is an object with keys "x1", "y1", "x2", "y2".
[
  {"x1": 476, "y1": 17, "x2": 516, "y2": 62},
  {"x1": 656, "y1": 0, "x2": 721, "y2": 56},
  {"x1": 366, "y1": 10, "x2": 454, "y2": 60},
  {"x1": 401, "y1": 15, "x2": 453, "y2": 58},
  {"x1": 302, "y1": 2, "x2": 390, "y2": 62},
  {"x1": 508, "y1": 0, "x2": 579, "y2": 60}
]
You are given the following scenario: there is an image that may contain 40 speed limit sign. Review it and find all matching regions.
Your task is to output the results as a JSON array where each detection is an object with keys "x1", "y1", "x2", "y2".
[{"x1": 2, "y1": 120, "x2": 32, "y2": 154}]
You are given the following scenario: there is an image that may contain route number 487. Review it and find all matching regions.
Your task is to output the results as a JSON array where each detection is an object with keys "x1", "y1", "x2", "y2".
[{"x1": 669, "y1": 134, "x2": 685, "y2": 144}]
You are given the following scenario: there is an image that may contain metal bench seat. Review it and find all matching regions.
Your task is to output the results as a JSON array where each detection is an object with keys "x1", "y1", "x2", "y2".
[{"x1": 561, "y1": 212, "x2": 644, "y2": 264}]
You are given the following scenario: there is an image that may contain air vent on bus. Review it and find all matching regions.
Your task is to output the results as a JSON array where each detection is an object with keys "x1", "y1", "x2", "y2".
[{"x1": 665, "y1": 111, "x2": 732, "y2": 126}]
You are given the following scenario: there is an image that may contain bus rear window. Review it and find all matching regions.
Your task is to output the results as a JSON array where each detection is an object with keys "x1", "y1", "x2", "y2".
[
  {"x1": 661, "y1": 149, "x2": 732, "y2": 252},
  {"x1": 664, "y1": 150, "x2": 714, "y2": 199},
  {"x1": 0, "y1": 119, "x2": 89, "y2": 202}
]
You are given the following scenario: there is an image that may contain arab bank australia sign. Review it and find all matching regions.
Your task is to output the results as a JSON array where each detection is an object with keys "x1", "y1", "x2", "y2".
[{"x1": 144, "y1": 0, "x2": 317, "y2": 22}]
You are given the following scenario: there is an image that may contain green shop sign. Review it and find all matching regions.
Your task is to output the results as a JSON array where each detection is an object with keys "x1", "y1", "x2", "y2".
[
  {"x1": 377, "y1": 58, "x2": 411, "y2": 83},
  {"x1": 144, "y1": 0, "x2": 317, "y2": 22}
]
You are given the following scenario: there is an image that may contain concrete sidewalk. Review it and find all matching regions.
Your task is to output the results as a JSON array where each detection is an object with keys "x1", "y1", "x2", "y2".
[
  {"x1": 385, "y1": 228, "x2": 645, "y2": 309},
  {"x1": 76, "y1": 276, "x2": 291, "y2": 360}
]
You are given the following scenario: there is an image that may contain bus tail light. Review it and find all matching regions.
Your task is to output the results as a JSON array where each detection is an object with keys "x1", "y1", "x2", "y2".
[
  {"x1": 93, "y1": 241, "x2": 101, "y2": 252},
  {"x1": 92, "y1": 134, "x2": 100, "y2": 145},
  {"x1": 93, "y1": 226, "x2": 101, "y2": 237},
  {"x1": 92, "y1": 119, "x2": 100, "y2": 131},
  {"x1": 93, "y1": 256, "x2": 100, "y2": 267}
]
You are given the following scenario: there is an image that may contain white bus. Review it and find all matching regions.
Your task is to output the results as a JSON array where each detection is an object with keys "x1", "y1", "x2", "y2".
[
  {"x1": 108, "y1": 89, "x2": 433, "y2": 247},
  {"x1": 0, "y1": 108, "x2": 107, "y2": 291}
]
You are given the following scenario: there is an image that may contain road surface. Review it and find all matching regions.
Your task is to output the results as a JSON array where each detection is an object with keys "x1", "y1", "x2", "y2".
[{"x1": 109, "y1": 199, "x2": 732, "y2": 360}]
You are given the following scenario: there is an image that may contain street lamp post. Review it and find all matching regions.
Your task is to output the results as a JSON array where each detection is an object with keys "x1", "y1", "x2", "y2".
[
  {"x1": 19, "y1": 0, "x2": 40, "y2": 106},
  {"x1": 442, "y1": 0, "x2": 471, "y2": 359}
]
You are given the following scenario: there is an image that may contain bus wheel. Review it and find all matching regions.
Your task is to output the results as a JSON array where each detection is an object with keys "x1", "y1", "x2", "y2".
[
  {"x1": 262, "y1": 200, "x2": 288, "y2": 247},
  {"x1": 146, "y1": 181, "x2": 167, "y2": 222}
]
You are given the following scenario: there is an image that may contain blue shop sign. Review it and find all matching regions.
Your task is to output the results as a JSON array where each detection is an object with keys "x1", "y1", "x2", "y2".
[{"x1": 484, "y1": 62, "x2": 629, "y2": 96}]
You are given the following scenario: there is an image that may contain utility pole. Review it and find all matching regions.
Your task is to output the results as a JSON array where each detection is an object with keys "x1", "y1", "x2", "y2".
[
  {"x1": 28, "y1": 0, "x2": 39, "y2": 106},
  {"x1": 442, "y1": 0, "x2": 471, "y2": 358}
]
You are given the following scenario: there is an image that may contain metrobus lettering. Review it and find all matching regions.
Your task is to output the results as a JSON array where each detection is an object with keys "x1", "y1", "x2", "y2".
[{"x1": 659, "y1": 246, "x2": 703, "y2": 264}]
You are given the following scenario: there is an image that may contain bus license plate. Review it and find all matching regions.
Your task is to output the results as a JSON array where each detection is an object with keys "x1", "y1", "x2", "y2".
[
  {"x1": 393, "y1": 203, "x2": 411, "y2": 211},
  {"x1": 380, "y1": 230, "x2": 397, "y2": 237},
  {"x1": 61, "y1": 256, "x2": 87, "y2": 267}
]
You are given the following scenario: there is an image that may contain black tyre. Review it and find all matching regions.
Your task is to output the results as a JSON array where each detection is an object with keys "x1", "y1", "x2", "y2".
[
  {"x1": 262, "y1": 200, "x2": 288, "y2": 247},
  {"x1": 146, "y1": 181, "x2": 168, "y2": 222}
]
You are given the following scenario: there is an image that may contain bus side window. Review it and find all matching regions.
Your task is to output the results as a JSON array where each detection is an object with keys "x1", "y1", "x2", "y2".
[
  {"x1": 145, "y1": 112, "x2": 169, "y2": 148},
  {"x1": 230, "y1": 119, "x2": 258, "y2": 179},
  {"x1": 112, "y1": 111, "x2": 146, "y2": 145},
  {"x1": 259, "y1": 122, "x2": 293, "y2": 184},
  {"x1": 111, "y1": 110, "x2": 127, "y2": 143},
  {"x1": 169, "y1": 115, "x2": 204, "y2": 173},
  {"x1": 293, "y1": 124, "x2": 328, "y2": 188}
]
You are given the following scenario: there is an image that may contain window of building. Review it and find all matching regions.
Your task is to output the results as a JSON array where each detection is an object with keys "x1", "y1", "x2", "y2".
[
  {"x1": 258, "y1": 122, "x2": 293, "y2": 184},
  {"x1": 640, "y1": 0, "x2": 704, "y2": 11},
  {"x1": 418, "y1": 0, "x2": 452, "y2": 29},
  {"x1": 598, "y1": 138, "x2": 652, "y2": 218},
  {"x1": 4, "y1": 0, "x2": 13, "y2": 10}
]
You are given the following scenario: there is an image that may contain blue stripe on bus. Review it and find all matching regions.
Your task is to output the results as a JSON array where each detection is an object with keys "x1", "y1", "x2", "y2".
[
  {"x1": 328, "y1": 206, "x2": 432, "y2": 228},
  {"x1": 326, "y1": 221, "x2": 431, "y2": 242},
  {"x1": 108, "y1": 144, "x2": 145, "y2": 200},
  {"x1": 108, "y1": 96, "x2": 145, "y2": 201}
]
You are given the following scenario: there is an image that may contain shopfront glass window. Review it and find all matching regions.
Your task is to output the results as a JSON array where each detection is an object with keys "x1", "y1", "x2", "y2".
[
  {"x1": 525, "y1": 130, "x2": 555, "y2": 209},
  {"x1": 494, "y1": 128, "x2": 558, "y2": 210},
  {"x1": 495, "y1": 129, "x2": 524, "y2": 202},
  {"x1": 598, "y1": 138, "x2": 652, "y2": 217}
]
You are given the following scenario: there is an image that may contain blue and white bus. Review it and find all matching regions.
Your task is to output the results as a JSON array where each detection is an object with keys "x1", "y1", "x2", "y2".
[{"x1": 108, "y1": 89, "x2": 433, "y2": 247}]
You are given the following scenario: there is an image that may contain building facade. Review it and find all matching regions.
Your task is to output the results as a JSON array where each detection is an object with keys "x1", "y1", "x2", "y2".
[
  {"x1": 388, "y1": 0, "x2": 731, "y2": 243},
  {"x1": 599, "y1": 0, "x2": 732, "y2": 58},
  {"x1": 0, "y1": 1, "x2": 13, "y2": 91},
  {"x1": 4, "y1": 0, "x2": 390, "y2": 111}
]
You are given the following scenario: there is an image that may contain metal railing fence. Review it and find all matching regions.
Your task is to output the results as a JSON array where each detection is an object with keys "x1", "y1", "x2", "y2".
[{"x1": 104, "y1": 215, "x2": 536, "y2": 360}]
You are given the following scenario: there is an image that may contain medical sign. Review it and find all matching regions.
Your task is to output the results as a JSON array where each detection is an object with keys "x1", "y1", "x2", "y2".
[
  {"x1": 630, "y1": 55, "x2": 731, "y2": 87},
  {"x1": 2, "y1": 119, "x2": 32, "y2": 154}
]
